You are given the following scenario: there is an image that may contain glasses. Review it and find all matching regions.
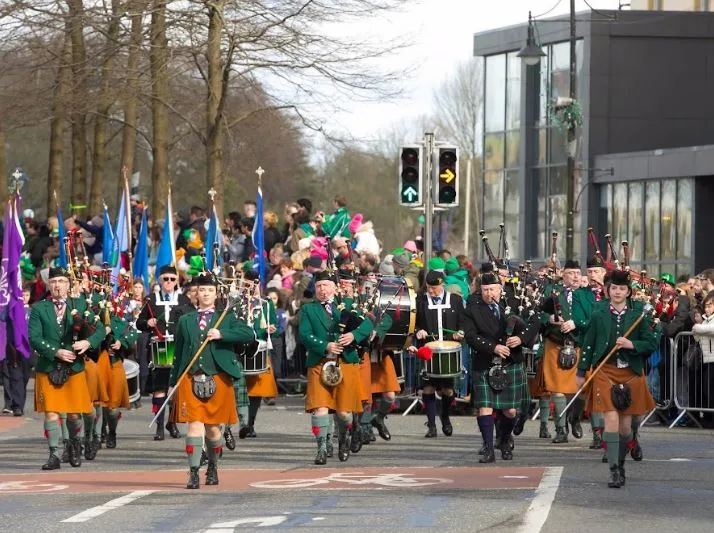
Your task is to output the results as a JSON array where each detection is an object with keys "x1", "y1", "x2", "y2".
[{"x1": 161, "y1": 277, "x2": 178, "y2": 282}]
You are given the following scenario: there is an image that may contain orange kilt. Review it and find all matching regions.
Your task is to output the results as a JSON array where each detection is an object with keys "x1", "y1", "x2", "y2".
[
  {"x1": 371, "y1": 354, "x2": 400, "y2": 394},
  {"x1": 35, "y1": 371, "x2": 93, "y2": 414},
  {"x1": 358, "y1": 352, "x2": 372, "y2": 402},
  {"x1": 97, "y1": 351, "x2": 130, "y2": 409},
  {"x1": 589, "y1": 364, "x2": 655, "y2": 415},
  {"x1": 540, "y1": 338, "x2": 579, "y2": 395},
  {"x1": 246, "y1": 362, "x2": 279, "y2": 398},
  {"x1": 84, "y1": 358, "x2": 109, "y2": 406},
  {"x1": 305, "y1": 360, "x2": 363, "y2": 413},
  {"x1": 171, "y1": 372, "x2": 237, "y2": 425}
]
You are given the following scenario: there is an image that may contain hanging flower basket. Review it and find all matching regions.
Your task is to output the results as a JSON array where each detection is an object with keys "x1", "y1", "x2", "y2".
[{"x1": 548, "y1": 99, "x2": 583, "y2": 132}]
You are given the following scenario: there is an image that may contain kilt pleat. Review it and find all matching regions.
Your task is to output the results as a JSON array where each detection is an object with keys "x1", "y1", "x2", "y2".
[{"x1": 473, "y1": 363, "x2": 526, "y2": 410}]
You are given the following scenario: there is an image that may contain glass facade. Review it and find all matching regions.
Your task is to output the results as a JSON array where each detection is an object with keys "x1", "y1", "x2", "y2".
[{"x1": 599, "y1": 178, "x2": 694, "y2": 278}]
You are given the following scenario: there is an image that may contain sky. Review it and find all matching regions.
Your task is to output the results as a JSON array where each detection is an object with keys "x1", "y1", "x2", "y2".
[{"x1": 328, "y1": 0, "x2": 625, "y2": 143}]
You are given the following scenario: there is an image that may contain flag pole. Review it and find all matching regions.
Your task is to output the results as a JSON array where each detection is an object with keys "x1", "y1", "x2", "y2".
[{"x1": 122, "y1": 166, "x2": 133, "y2": 278}]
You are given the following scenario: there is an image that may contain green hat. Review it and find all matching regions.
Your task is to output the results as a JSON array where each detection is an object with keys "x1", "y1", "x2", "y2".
[
  {"x1": 427, "y1": 257, "x2": 445, "y2": 271},
  {"x1": 391, "y1": 247, "x2": 407, "y2": 256},
  {"x1": 661, "y1": 272, "x2": 675, "y2": 286},
  {"x1": 445, "y1": 257, "x2": 459, "y2": 274}
]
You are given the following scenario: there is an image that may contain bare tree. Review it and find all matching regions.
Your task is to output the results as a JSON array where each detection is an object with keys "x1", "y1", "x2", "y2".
[{"x1": 150, "y1": 0, "x2": 169, "y2": 219}]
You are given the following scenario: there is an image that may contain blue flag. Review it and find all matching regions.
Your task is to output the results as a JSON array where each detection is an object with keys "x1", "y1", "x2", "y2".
[
  {"x1": 57, "y1": 206, "x2": 67, "y2": 268},
  {"x1": 102, "y1": 204, "x2": 114, "y2": 265},
  {"x1": 252, "y1": 185, "x2": 266, "y2": 286},
  {"x1": 205, "y1": 205, "x2": 223, "y2": 273},
  {"x1": 132, "y1": 208, "x2": 149, "y2": 288},
  {"x1": 111, "y1": 191, "x2": 129, "y2": 288},
  {"x1": 155, "y1": 190, "x2": 176, "y2": 275}
]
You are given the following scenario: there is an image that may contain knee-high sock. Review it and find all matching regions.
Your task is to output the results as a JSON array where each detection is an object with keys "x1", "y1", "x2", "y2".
[
  {"x1": 248, "y1": 396, "x2": 261, "y2": 427},
  {"x1": 44, "y1": 420, "x2": 61, "y2": 458},
  {"x1": 107, "y1": 409, "x2": 120, "y2": 434},
  {"x1": 185, "y1": 436, "x2": 203, "y2": 468},
  {"x1": 603, "y1": 431, "x2": 620, "y2": 468},
  {"x1": 66, "y1": 416, "x2": 84, "y2": 442},
  {"x1": 93, "y1": 405, "x2": 103, "y2": 439},
  {"x1": 552, "y1": 394, "x2": 567, "y2": 429},
  {"x1": 423, "y1": 393, "x2": 437, "y2": 427},
  {"x1": 441, "y1": 394, "x2": 454, "y2": 421},
  {"x1": 205, "y1": 437, "x2": 222, "y2": 464},
  {"x1": 477, "y1": 415, "x2": 495, "y2": 450},
  {"x1": 311, "y1": 414, "x2": 330, "y2": 451},
  {"x1": 591, "y1": 412, "x2": 604, "y2": 431},
  {"x1": 82, "y1": 412, "x2": 95, "y2": 439},
  {"x1": 59, "y1": 413, "x2": 69, "y2": 441},
  {"x1": 500, "y1": 413, "x2": 516, "y2": 439},
  {"x1": 238, "y1": 405, "x2": 249, "y2": 429},
  {"x1": 376, "y1": 397, "x2": 392, "y2": 421},
  {"x1": 360, "y1": 403, "x2": 373, "y2": 431},
  {"x1": 618, "y1": 432, "x2": 633, "y2": 463},
  {"x1": 334, "y1": 413, "x2": 351, "y2": 440},
  {"x1": 327, "y1": 413, "x2": 335, "y2": 439},
  {"x1": 539, "y1": 398, "x2": 551, "y2": 425}
]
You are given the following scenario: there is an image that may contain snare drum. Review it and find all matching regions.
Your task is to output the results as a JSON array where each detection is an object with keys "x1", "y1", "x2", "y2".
[
  {"x1": 123, "y1": 359, "x2": 140, "y2": 403},
  {"x1": 423, "y1": 340, "x2": 463, "y2": 378},
  {"x1": 241, "y1": 340, "x2": 269, "y2": 375},
  {"x1": 392, "y1": 350, "x2": 405, "y2": 384},
  {"x1": 150, "y1": 335, "x2": 175, "y2": 367},
  {"x1": 375, "y1": 276, "x2": 417, "y2": 351}
]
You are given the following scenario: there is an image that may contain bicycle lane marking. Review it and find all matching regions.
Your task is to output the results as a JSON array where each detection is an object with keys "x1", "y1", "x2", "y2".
[{"x1": 0, "y1": 466, "x2": 546, "y2": 493}]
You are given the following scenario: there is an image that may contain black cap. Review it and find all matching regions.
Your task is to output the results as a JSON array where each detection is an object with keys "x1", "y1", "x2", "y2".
[
  {"x1": 425, "y1": 270, "x2": 444, "y2": 286},
  {"x1": 563, "y1": 259, "x2": 581, "y2": 270},
  {"x1": 481, "y1": 272, "x2": 501, "y2": 286},
  {"x1": 314, "y1": 270, "x2": 336, "y2": 284},
  {"x1": 159, "y1": 265, "x2": 178, "y2": 277},
  {"x1": 586, "y1": 255, "x2": 605, "y2": 269},
  {"x1": 304, "y1": 256, "x2": 322, "y2": 269},
  {"x1": 480, "y1": 262, "x2": 494, "y2": 273},
  {"x1": 609, "y1": 269, "x2": 631, "y2": 287},
  {"x1": 193, "y1": 273, "x2": 217, "y2": 287},
  {"x1": 243, "y1": 270, "x2": 260, "y2": 282},
  {"x1": 48, "y1": 266, "x2": 70, "y2": 280}
]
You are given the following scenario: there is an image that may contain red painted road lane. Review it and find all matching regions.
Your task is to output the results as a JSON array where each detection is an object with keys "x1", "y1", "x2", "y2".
[
  {"x1": 0, "y1": 416, "x2": 26, "y2": 433},
  {"x1": 0, "y1": 466, "x2": 545, "y2": 494}
]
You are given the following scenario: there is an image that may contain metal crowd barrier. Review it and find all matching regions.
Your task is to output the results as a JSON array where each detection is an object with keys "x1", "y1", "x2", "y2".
[{"x1": 666, "y1": 331, "x2": 714, "y2": 429}]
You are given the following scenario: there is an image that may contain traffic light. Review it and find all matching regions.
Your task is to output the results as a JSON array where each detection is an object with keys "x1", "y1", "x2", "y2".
[
  {"x1": 399, "y1": 146, "x2": 423, "y2": 206},
  {"x1": 435, "y1": 146, "x2": 459, "y2": 207}
]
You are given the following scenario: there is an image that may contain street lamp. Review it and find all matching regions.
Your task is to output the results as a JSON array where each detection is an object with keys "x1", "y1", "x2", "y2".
[{"x1": 517, "y1": 12, "x2": 546, "y2": 66}]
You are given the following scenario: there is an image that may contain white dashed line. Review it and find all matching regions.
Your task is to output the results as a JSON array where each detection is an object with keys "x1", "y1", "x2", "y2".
[{"x1": 61, "y1": 490, "x2": 155, "y2": 523}]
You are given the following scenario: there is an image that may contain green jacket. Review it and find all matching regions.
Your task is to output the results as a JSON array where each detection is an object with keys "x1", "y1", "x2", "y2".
[
  {"x1": 299, "y1": 298, "x2": 374, "y2": 366},
  {"x1": 571, "y1": 287, "x2": 603, "y2": 336},
  {"x1": 169, "y1": 310, "x2": 256, "y2": 386},
  {"x1": 109, "y1": 315, "x2": 139, "y2": 351},
  {"x1": 445, "y1": 269, "x2": 470, "y2": 300},
  {"x1": 322, "y1": 207, "x2": 351, "y2": 239},
  {"x1": 29, "y1": 298, "x2": 107, "y2": 373},
  {"x1": 577, "y1": 300, "x2": 658, "y2": 376}
]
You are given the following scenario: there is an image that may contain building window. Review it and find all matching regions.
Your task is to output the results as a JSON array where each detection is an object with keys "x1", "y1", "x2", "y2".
[
  {"x1": 485, "y1": 55, "x2": 506, "y2": 133},
  {"x1": 599, "y1": 178, "x2": 693, "y2": 278}
]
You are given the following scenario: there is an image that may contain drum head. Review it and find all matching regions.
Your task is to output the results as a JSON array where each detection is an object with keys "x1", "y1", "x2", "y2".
[
  {"x1": 425, "y1": 340, "x2": 461, "y2": 351},
  {"x1": 123, "y1": 359, "x2": 140, "y2": 379}
]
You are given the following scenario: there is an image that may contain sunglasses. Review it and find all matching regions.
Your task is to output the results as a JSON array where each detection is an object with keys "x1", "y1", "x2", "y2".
[{"x1": 161, "y1": 277, "x2": 178, "y2": 282}]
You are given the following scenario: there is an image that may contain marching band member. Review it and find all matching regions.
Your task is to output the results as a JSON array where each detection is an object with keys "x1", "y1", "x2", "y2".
[
  {"x1": 28, "y1": 267, "x2": 106, "y2": 470},
  {"x1": 169, "y1": 273, "x2": 256, "y2": 489},
  {"x1": 299, "y1": 270, "x2": 374, "y2": 465},
  {"x1": 463, "y1": 268, "x2": 538, "y2": 463},
  {"x1": 136, "y1": 265, "x2": 191, "y2": 441},
  {"x1": 368, "y1": 314, "x2": 399, "y2": 443},
  {"x1": 413, "y1": 270, "x2": 464, "y2": 438},
  {"x1": 577, "y1": 269, "x2": 657, "y2": 488}
]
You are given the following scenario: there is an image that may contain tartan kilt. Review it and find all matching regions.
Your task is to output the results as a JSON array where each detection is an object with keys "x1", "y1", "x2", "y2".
[
  {"x1": 473, "y1": 363, "x2": 526, "y2": 410},
  {"x1": 232, "y1": 374, "x2": 249, "y2": 408}
]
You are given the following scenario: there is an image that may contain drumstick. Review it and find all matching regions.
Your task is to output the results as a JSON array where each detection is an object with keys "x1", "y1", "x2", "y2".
[
  {"x1": 148, "y1": 302, "x2": 236, "y2": 428},
  {"x1": 557, "y1": 307, "x2": 649, "y2": 420}
]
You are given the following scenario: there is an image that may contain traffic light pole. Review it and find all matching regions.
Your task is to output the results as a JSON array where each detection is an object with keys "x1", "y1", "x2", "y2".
[{"x1": 423, "y1": 132, "x2": 435, "y2": 263}]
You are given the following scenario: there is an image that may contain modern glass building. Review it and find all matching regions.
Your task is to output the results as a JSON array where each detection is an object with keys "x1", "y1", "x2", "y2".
[{"x1": 474, "y1": 9, "x2": 714, "y2": 277}]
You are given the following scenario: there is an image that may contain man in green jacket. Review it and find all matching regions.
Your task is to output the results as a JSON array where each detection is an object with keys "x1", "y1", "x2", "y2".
[{"x1": 29, "y1": 267, "x2": 106, "y2": 470}]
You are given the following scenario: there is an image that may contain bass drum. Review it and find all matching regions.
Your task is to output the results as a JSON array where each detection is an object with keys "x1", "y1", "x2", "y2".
[{"x1": 376, "y1": 276, "x2": 416, "y2": 352}]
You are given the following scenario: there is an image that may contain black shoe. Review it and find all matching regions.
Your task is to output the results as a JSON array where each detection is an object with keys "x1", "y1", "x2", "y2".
[
  {"x1": 314, "y1": 448, "x2": 327, "y2": 465},
  {"x1": 326, "y1": 438, "x2": 334, "y2": 458},
  {"x1": 61, "y1": 442, "x2": 69, "y2": 463},
  {"x1": 42, "y1": 454, "x2": 61, "y2": 470},
  {"x1": 369, "y1": 430, "x2": 376, "y2": 442},
  {"x1": 247, "y1": 427, "x2": 257, "y2": 438},
  {"x1": 539, "y1": 425, "x2": 552, "y2": 439},
  {"x1": 68, "y1": 439, "x2": 82, "y2": 468},
  {"x1": 513, "y1": 413, "x2": 527, "y2": 436},
  {"x1": 478, "y1": 442, "x2": 487, "y2": 455},
  {"x1": 552, "y1": 427, "x2": 568, "y2": 444},
  {"x1": 608, "y1": 465, "x2": 622, "y2": 488},
  {"x1": 12, "y1": 408, "x2": 23, "y2": 417},
  {"x1": 200, "y1": 449, "x2": 208, "y2": 467},
  {"x1": 589, "y1": 431, "x2": 603, "y2": 450},
  {"x1": 350, "y1": 427, "x2": 362, "y2": 454},
  {"x1": 101, "y1": 425, "x2": 107, "y2": 443},
  {"x1": 441, "y1": 417, "x2": 453, "y2": 437},
  {"x1": 479, "y1": 447, "x2": 496, "y2": 463},
  {"x1": 84, "y1": 438, "x2": 96, "y2": 460},
  {"x1": 500, "y1": 446, "x2": 513, "y2": 460},
  {"x1": 154, "y1": 426, "x2": 165, "y2": 441},
  {"x1": 424, "y1": 424, "x2": 437, "y2": 438},
  {"x1": 187, "y1": 467, "x2": 200, "y2": 489},
  {"x1": 166, "y1": 422, "x2": 181, "y2": 439},
  {"x1": 238, "y1": 426, "x2": 251, "y2": 439},
  {"x1": 91, "y1": 437, "x2": 101, "y2": 457},
  {"x1": 570, "y1": 418, "x2": 583, "y2": 439},
  {"x1": 618, "y1": 461, "x2": 626, "y2": 486},
  {"x1": 630, "y1": 440, "x2": 643, "y2": 461},
  {"x1": 338, "y1": 435, "x2": 350, "y2": 462},
  {"x1": 361, "y1": 427, "x2": 372, "y2": 445},
  {"x1": 224, "y1": 428, "x2": 236, "y2": 451},
  {"x1": 372, "y1": 417, "x2": 392, "y2": 441},
  {"x1": 205, "y1": 462, "x2": 219, "y2": 486},
  {"x1": 106, "y1": 432, "x2": 117, "y2": 449}
]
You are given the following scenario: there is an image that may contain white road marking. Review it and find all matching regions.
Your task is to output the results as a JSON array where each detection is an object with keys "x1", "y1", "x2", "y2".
[
  {"x1": 0, "y1": 480, "x2": 68, "y2": 493},
  {"x1": 61, "y1": 490, "x2": 154, "y2": 523},
  {"x1": 204, "y1": 516, "x2": 288, "y2": 531},
  {"x1": 500, "y1": 475, "x2": 530, "y2": 479},
  {"x1": 516, "y1": 466, "x2": 563, "y2": 533}
]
